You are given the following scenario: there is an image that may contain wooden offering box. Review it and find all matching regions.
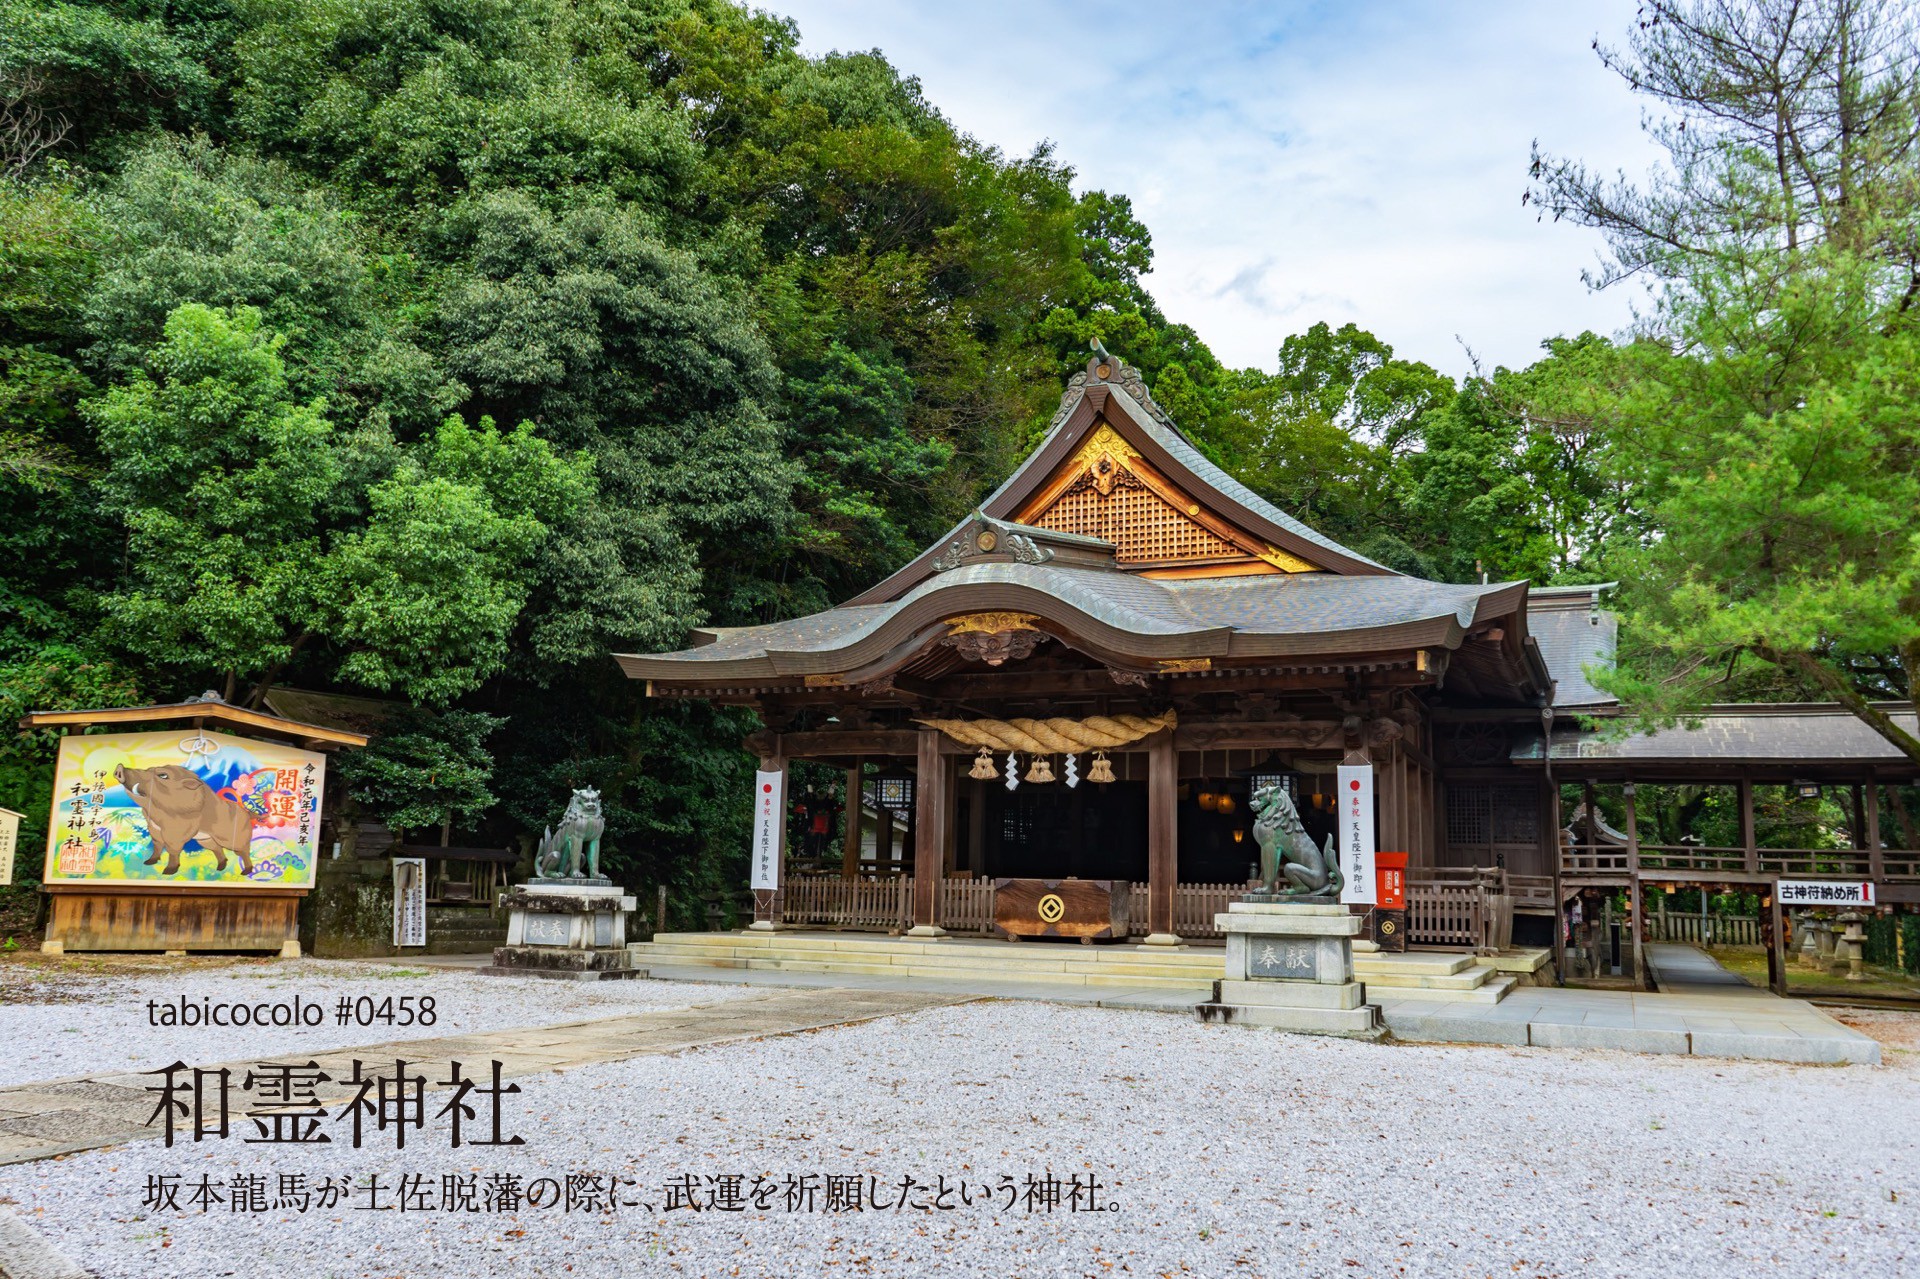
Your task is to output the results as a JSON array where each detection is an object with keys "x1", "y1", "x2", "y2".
[{"x1": 994, "y1": 877, "x2": 1131, "y2": 941}]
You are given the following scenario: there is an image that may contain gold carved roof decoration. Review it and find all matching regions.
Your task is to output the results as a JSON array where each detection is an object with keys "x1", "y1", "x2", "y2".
[
  {"x1": 1257, "y1": 544, "x2": 1320, "y2": 574},
  {"x1": 944, "y1": 612, "x2": 1042, "y2": 636}
]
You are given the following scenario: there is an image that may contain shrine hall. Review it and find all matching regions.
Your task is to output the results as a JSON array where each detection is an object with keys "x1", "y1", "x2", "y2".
[{"x1": 617, "y1": 349, "x2": 1920, "y2": 984}]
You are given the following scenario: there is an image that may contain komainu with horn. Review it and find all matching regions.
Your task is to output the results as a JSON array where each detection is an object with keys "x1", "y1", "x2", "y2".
[{"x1": 1249, "y1": 783, "x2": 1342, "y2": 901}]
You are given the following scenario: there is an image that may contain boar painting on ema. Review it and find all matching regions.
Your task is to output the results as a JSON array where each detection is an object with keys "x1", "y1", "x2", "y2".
[{"x1": 43, "y1": 729, "x2": 326, "y2": 889}]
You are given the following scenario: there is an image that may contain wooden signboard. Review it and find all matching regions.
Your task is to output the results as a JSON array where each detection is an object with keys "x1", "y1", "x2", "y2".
[{"x1": 994, "y1": 877, "x2": 1130, "y2": 941}]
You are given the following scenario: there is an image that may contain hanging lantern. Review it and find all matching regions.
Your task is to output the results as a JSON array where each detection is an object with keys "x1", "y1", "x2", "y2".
[
  {"x1": 1217, "y1": 794, "x2": 1236, "y2": 816},
  {"x1": 1005, "y1": 751, "x2": 1020, "y2": 791},
  {"x1": 1088, "y1": 750, "x2": 1115, "y2": 784},
  {"x1": 1233, "y1": 828, "x2": 1246, "y2": 844},
  {"x1": 969, "y1": 747, "x2": 997, "y2": 781},
  {"x1": 1197, "y1": 791, "x2": 1217, "y2": 812},
  {"x1": 1064, "y1": 753, "x2": 1080, "y2": 788},
  {"x1": 1026, "y1": 755, "x2": 1055, "y2": 784}
]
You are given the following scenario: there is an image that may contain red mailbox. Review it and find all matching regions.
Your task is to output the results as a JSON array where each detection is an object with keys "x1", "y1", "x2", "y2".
[{"x1": 1376, "y1": 851, "x2": 1407, "y2": 910}]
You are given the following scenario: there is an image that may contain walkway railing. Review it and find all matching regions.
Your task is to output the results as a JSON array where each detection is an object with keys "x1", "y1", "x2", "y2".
[{"x1": 1563, "y1": 841, "x2": 1920, "y2": 881}]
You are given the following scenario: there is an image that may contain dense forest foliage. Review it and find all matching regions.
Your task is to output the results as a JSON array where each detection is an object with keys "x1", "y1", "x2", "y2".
[{"x1": 3, "y1": 0, "x2": 1917, "y2": 913}]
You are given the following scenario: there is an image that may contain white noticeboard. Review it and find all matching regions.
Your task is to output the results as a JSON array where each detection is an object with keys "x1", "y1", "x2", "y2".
[
  {"x1": 751, "y1": 769, "x2": 785, "y2": 892},
  {"x1": 1777, "y1": 879, "x2": 1876, "y2": 907},
  {"x1": 392, "y1": 857, "x2": 428, "y2": 947},
  {"x1": 1336, "y1": 764, "x2": 1378, "y2": 905},
  {"x1": 0, "y1": 807, "x2": 20, "y2": 886}
]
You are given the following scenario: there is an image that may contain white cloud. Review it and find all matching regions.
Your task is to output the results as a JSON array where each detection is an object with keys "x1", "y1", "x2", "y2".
[{"x1": 767, "y1": 0, "x2": 1667, "y2": 378}]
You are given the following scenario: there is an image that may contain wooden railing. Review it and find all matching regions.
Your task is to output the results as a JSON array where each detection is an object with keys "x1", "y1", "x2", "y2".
[
  {"x1": 1639, "y1": 845, "x2": 1749, "y2": 873},
  {"x1": 1408, "y1": 884, "x2": 1484, "y2": 949},
  {"x1": 1126, "y1": 882, "x2": 1257, "y2": 939},
  {"x1": 937, "y1": 877, "x2": 997, "y2": 935},
  {"x1": 1563, "y1": 841, "x2": 1920, "y2": 881},
  {"x1": 1644, "y1": 913, "x2": 1762, "y2": 946},
  {"x1": 1509, "y1": 874, "x2": 1557, "y2": 914},
  {"x1": 780, "y1": 877, "x2": 910, "y2": 931},
  {"x1": 1562, "y1": 843, "x2": 1631, "y2": 875}
]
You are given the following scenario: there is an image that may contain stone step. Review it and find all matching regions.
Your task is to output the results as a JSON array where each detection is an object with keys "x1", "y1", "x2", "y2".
[
  {"x1": 637, "y1": 934, "x2": 1224, "y2": 972},
  {"x1": 1353, "y1": 951, "x2": 1476, "y2": 977},
  {"x1": 1364, "y1": 974, "x2": 1517, "y2": 1004},
  {"x1": 1352, "y1": 967, "x2": 1495, "y2": 991},
  {"x1": 626, "y1": 944, "x2": 1221, "y2": 986},
  {"x1": 637, "y1": 953, "x2": 1215, "y2": 991}
]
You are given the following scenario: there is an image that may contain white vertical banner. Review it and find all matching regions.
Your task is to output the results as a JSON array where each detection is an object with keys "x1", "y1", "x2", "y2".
[
  {"x1": 392, "y1": 857, "x2": 427, "y2": 947},
  {"x1": 1337, "y1": 764, "x2": 1378, "y2": 905},
  {"x1": 751, "y1": 768, "x2": 785, "y2": 892}
]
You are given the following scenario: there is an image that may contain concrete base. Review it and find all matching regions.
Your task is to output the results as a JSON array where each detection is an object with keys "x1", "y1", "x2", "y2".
[
  {"x1": 478, "y1": 962, "x2": 647, "y2": 981},
  {"x1": 747, "y1": 920, "x2": 789, "y2": 931},
  {"x1": 1141, "y1": 933, "x2": 1185, "y2": 947},
  {"x1": 486, "y1": 943, "x2": 637, "y2": 974},
  {"x1": 496, "y1": 880, "x2": 637, "y2": 977},
  {"x1": 1199, "y1": 902, "x2": 1383, "y2": 1040},
  {"x1": 905, "y1": 925, "x2": 948, "y2": 938}
]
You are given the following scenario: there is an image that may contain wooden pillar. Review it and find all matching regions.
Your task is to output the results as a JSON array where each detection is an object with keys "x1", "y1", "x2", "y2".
[
  {"x1": 1766, "y1": 884, "x2": 1789, "y2": 996},
  {"x1": 1866, "y1": 777, "x2": 1885, "y2": 881},
  {"x1": 841, "y1": 760, "x2": 864, "y2": 880},
  {"x1": 908, "y1": 729, "x2": 948, "y2": 936},
  {"x1": 1624, "y1": 782, "x2": 1646, "y2": 988},
  {"x1": 967, "y1": 778, "x2": 986, "y2": 876},
  {"x1": 1145, "y1": 733, "x2": 1179, "y2": 945},
  {"x1": 1738, "y1": 776, "x2": 1757, "y2": 873},
  {"x1": 876, "y1": 806, "x2": 893, "y2": 873}
]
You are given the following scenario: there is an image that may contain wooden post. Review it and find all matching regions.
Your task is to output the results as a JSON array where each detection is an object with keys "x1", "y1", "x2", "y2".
[
  {"x1": 1144, "y1": 733, "x2": 1180, "y2": 945},
  {"x1": 1738, "y1": 776, "x2": 1757, "y2": 873},
  {"x1": 876, "y1": 806, "x2": 893, "y2": 874},
  {"x1": 1624, "y1": 783, "x2": 1646, "y2": 988},
  {"x1": 1767, "y1": 885, "x2": 1789, "y2": 996},
  {"x1": 908, "y1": 729, "x2": 948, "y2": 936},
  {"x1": 1866, "y1": 777, "x2": 1885, "y2": 881},
  {"x1": 656, "y1": 884, "x2": 668, "y2": 938},
  {"x1": 967, "y1": 778, "x2": 986, "y2": 876},
  {"x1": 842, "y1": 760, "x2": 864, "y2": 881}
]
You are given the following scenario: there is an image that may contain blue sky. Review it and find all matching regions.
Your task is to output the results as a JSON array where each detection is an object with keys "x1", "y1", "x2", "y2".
[{"x1": 765, "y1": 1, "x2": 1665, "y2": 379}]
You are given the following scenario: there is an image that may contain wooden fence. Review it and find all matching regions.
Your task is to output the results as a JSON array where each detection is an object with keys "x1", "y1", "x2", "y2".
[
  {"x1": 779, "y1": 875, "x2": 1526, "y2": 950},
  {"x1": 1643, "y1": 913, "x2": 1762, "y2": 946},
  {"x1": 1407, "y1": 884, "x2": 1484, "y2": 949},
  {"x1": 780, "y1": 877, "x2": 910, "y2": 931},
  {"x1": 1126, "y1": 882, "x2": 1256, "y2": 939},
  {"x1": 779, "y1": 878, "x2": 1256, "y2": 939},
  {"x1": 937, "y1": 878, "x2": 997, "y2": 935}
]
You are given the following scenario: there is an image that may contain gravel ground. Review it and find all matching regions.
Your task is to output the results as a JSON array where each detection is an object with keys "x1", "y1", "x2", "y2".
[
  {"x1": 0, "y1": 1000, "x2": 1913, "y2": 1279},
  {"x1": 0, "y1": 958, "x2": 760, "y2": 1087}
]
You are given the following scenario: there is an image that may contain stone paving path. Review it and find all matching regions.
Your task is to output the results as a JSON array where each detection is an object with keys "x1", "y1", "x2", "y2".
[
  {"x1": 1644, "y1": 942, "x2": 1753, "y2": 988},
  {"x1": 0, "y1": 987, "x2": 969, "y2": 1167}
]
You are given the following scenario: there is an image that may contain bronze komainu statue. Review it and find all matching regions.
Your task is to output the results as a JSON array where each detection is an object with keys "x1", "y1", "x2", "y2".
[
  {"x1": 1249, "y1": 783, "x2": 1343, "y2": 901},
  {"x1": 535, "y1": 788, "x2": 605, "y2": 881}
]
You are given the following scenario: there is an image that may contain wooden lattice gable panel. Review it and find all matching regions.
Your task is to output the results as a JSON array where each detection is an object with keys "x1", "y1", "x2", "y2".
[
  {"x1": 1010, "y1": 420, "x2": 1319, "y2": 576},
  {"x1": 846, "y1": 353, "x2": 1392, "y2": 606}
]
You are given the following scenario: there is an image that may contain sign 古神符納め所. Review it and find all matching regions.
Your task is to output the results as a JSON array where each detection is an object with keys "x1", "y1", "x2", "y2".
[
  {"x1": 1777, "y1": 879, "x2": 1875, "y2": 907},
  {"x1": 42, "y1": 729, "x2": 325, "y2": 890}
]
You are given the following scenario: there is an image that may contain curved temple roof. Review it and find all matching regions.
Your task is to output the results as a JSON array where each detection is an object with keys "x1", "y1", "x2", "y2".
[{"x1": 617, "y1": 352, "x2": 1556, "y2": 703}]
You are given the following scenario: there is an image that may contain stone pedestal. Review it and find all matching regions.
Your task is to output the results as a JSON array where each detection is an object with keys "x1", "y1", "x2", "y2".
[
  {"x1": 1196, "y1": 902, "x2": 1383, "y2": 1040},
  {"x1": 483, "y1": 881, "x2": 641, "y2": 981}
]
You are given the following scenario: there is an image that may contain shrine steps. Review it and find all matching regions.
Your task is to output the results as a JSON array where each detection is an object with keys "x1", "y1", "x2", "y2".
[
  {"x1": 1352, "y1": 951, "x2": 1515, "y2": 1004},
  {"x1": 627, "y1": 932, "x2": 1223, "y2": 992}
]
